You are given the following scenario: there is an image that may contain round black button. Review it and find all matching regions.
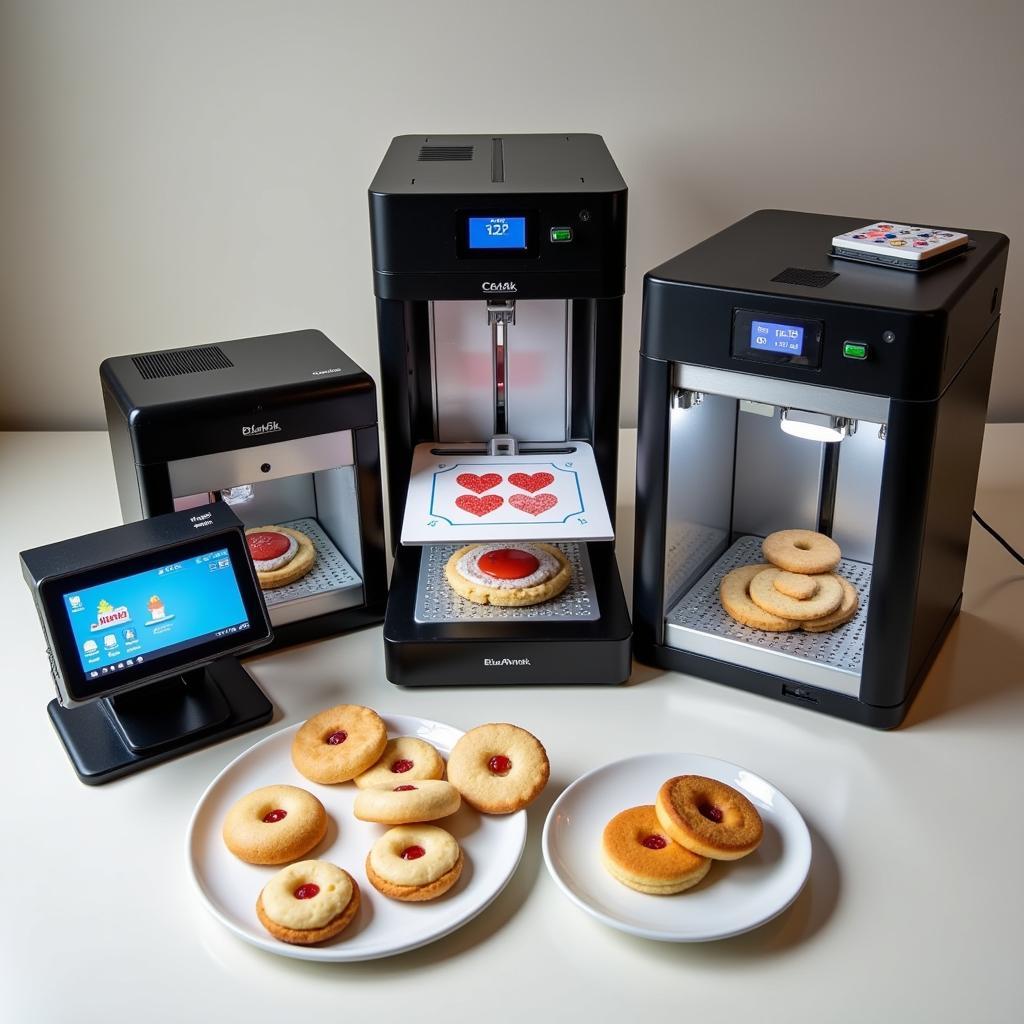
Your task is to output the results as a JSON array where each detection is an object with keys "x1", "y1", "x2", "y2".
[
  {"x1": 260, "y1": 463, "x2": 272, "y2": 473},
  {"x1": 578, "y1": 209, "x2": 591, "y2": 223},
  {"x1": 882, "y1": 330, "x2": 896, "y2": 344}
]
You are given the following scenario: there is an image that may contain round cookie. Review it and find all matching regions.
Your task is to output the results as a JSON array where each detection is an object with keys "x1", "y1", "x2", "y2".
[
  {"x1": 222, "y1": 784, "x2": 328, "y2": 865},
  {"x1": 655, "y1": 775, "x2": 764, "y2": 861},
  {"x1": 353, "y1": 779, "x2": 461, "y2": 825},
  {"x1": 773, "y1": 571, "x2": 817, "y2": 600},
  {"x1": 353, "y1": 737, "x2": 446, "y2": 790},
  {"x1": 365, "y1": 825, "x2": 463, "y2": 902},
  {"x1": 291, "y1": 704, "x2": 388, "y2": 784},
  {"x1": 245, "y1": 525, "x2": 316, "y2": 589},
  {"x1": 749, "y1": 567, "x2": 843, "y2": 621},
  {"x1": 601, "y1": 805, "x2": 711, "y2": 895},
  {"x1": 720, "y1": 563, "x2": 801, "y2": 632},
  {"x1": 445, "y1": 543, "x2": 572, "y2": 607},
  {"x1": 256, "y1": 860, "x2": 360, "y2": 945},
  {"x1": 802, "y1": 575, "x2": 860, "y2": 632},
  {"x1": 762, "y1": 529, "x2": 841, "y2": 575},
  {"x1": 446, "y1": 723, "x2": 549, "y2": 814}
]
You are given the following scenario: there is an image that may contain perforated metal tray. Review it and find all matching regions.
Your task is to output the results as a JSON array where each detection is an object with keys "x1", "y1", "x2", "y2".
[
  {"x1": 260, "y1": 517, "x2": 363, "y2": 626},
  {"x1": 664, "y1": 535, "x2": 871, "y2": 698},
  {"x1": 415, "y1": 542, "x2": 600, "y2": 623}
]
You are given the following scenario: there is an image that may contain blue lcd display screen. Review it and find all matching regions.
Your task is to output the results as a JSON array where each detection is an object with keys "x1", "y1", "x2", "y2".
[
  {"x1": 62, "y1": 548, "x2": 250, "y2": 683},
  {"x1": 467, "y1": 216, "x2": 528, "y2": 249},
  {"x1": 750, "y1": 320, "x2": 805, "y2": 356}
]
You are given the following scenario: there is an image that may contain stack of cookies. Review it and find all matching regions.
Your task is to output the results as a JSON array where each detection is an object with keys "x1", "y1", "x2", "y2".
[{"x1": 719, "y1": 529, "x2": 859, "y2": 633}]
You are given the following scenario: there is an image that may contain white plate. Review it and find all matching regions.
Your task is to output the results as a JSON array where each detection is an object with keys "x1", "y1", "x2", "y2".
[
  {"x1": 542, "y1": 753, "x2": 811, "y2": 942},
  {"x1": 186, "y1": 714, "x2": 527, "y2": 961}
]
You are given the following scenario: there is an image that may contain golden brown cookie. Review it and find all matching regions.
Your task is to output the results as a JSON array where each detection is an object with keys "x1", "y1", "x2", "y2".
[
  {"x1": 749, "y1": 567, "x2": 843, "y2": 621},
  {"x1": 655, "y1": 776, "x2": 764, "y2": 861},
  {"x1": 444, "y1": 543, "x2": 572, "y2": 607},
  {"x1": 353, "y1": 737, "x2": 446, "y2": 789},
  {"x1": 762, "y1": 529, "x2": 841, "y2": 575},
  {"x1": 773, "y1": 571, "x2": 817, "y2": 600},
  {"x1": 222, "y1": 784, "x2": 328, "y2": 865},
  {"x1": 365, "y1": 825, "x2": 464, "y2": 902},
  {"x1": 446, "y1": 723, "x2": 549, "y2": 813},
  {"x1": 719, "y1": 564, "x2": 801, "y2": 632},
  {"x1": 601, "y1": 805, "x2": 711, "y2": 895},
  {"x1": 291, "y1": 704, "x2": 388, "y2": 784},
  {"x1": 256, "y1": 861, "x2": 360, "y2": 945},
  {"x1": 245, "y1": 525, "x2": 316, "y2": 589},
  {"x1": 353, "y1": 779, "x2": 461, "y2": 825},
  {"x1": 802, "y1": 575, "x2": 860, "y2": 632}
]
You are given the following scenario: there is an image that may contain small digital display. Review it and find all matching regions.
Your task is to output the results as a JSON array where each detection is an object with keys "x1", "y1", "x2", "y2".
[
  {"x1": 467, "y1": 216, "x2": 528, "y2": 250},
  {"x1": 750, "y1": 320, "x2": 805, "y2": 356},
  {"x1": 62, "y1": 548, "x2": 250, "y2": 684}
]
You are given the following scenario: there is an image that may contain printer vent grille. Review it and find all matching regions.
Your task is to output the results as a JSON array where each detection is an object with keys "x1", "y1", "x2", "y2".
[
  {"x1": 771, "y1": 267, "x2": 840, "y2": 288},
  {"x1": 132, "y1": 345, "x2": 234, "y2": 380},
  {"x1": 417, "y1": 145, "x2": 474, "y2": 162}
]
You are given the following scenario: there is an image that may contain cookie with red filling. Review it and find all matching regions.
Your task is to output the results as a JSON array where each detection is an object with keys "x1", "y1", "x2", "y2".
[
  {"x1": 446, "y1": 723, "x2": 549, "y2": 813},
  {"x1": 245, "y1": 525, "x2": 315, "y2": 589},
  {"x1": 444, "y1": 542, "x2": 571, "y2": 607}
]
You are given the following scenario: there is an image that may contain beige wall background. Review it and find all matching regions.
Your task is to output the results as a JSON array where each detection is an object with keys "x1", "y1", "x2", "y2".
[{"x1": 1, "y1": 0, "x2": 1021, "y2": 430}]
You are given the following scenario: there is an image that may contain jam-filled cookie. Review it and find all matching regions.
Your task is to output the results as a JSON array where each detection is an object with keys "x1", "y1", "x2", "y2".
[
  {"x1": 445, "y1": 543, "x2": 571, "y2": 607},
  {"x1": 291, "y1": 704, "x2": 388, "y2": 784},
  {"x1": 256, "y1": 860, "x2": 360, "y2": 945},
  {"x1": 353, "y1": 737, "x2": 446, "y2": 789},
  {"x1": 353, "y1": 779, "x2": 462, "y2": 825},
  {"x1": 365, "y1": 825, "x2": 464, "y2": 902},
  {"x1": 446, "y1": 723, "x2": 549, "y2": 814},
  {"x1": 655, "y1": 775, "x2": 764, "y2": 861},
  {"x1": 222, "y1": 784, "x2": 328, "y2": 865},
  {"x1": 601, "y1": 805, "x2": 711, "y2": 895},
  {"x1": 245, "y1": 526, "x2": 316, "y2": 589}
]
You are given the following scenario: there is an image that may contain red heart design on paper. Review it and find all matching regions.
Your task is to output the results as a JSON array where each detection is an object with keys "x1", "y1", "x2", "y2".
[
  {"x1": 508, "y1": 472, "x2": 555, "y2": 493},
  {"x1": 508, "y1": 492, "x2": 558, "y2": 516},
  {"x1": 456, "y1": 472, "x2": 502, "y2": 494},
  {"x1": 455, "y1": 494, "x2": 504, "y2": 517}
]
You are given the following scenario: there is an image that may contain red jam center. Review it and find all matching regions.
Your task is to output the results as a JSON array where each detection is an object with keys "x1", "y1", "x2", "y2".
[
  {"x1": 699, "y1": 804, "x2": 724, "y2": 823},
  {"x1": 247, "y1": 531, "x2": 291, "y2": 561},
  {"x1": 391, "y1": 759, "x2": 415, "y2": 773},
  {"x1": 394, "y1": 784, "x2": 417, "y2": 791},
  {"x1": 326, "y1": 730, "x2": 348, "y2": 745},
  {"x1": 477, "y1": 547, "x2": 540, "y2": 580},
  {"x1": 641, "y1": 834, "x2": 668, "y2": 850},
  {"x1": 488, "y1": 754, "x2": 512, "y2": 775},
  {"x1": 293, "y1": 883, "x2": 320, "y2": 900},
  {"x1": 262, "y1": 808, "x2": 287, "y2": 823},
  {"x1": 401, "y1": 845, "x2": 426, "y2": 860}
]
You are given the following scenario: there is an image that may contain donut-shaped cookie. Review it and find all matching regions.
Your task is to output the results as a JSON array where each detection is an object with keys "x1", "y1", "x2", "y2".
[
  {"x1": 749, "y1": 567, "x2": 843, "y2": 621},
  {"x1": 601, "y1": 805, "x2": 711, "y2": 895},
  {"x1": 291, "y1": 705, "x2": 388, "y2": 784},
  {"x1": 353, "y1": 737, "x2": 446, "y2": 790},
  {"x1": 762, "y1": 529, "x2": 841, "y2": 575},
  {"x1": 353, "y1": 779, "x2": 461, "y2": 824},
  {"x1": 802, "y1": 575, "x2": 860, "y2": 632},
  {"x1": 245, "y1": 525, "x2": 316, "y2": 589},
  {"x1": 445, "y1": 543, "x2": 572, "y2": 607},
  {"x1": 720, "y1": 564, "x2": 801, "y2": 632},
  {"x1": 446, "y1": 723, "x2": 550, "y2": 813},
  {"x1": 365, "y1": 825, "x2": 464, "y2": 902},
  {"x1": 256, "y1": 860, "x2": 360, "y2": 945},
  {"x1": 655, "y1": 775, "x2": 764, "y2": 861},
  {"x1": 222, "y1": 784, "x2": 328, "y2": 865}
]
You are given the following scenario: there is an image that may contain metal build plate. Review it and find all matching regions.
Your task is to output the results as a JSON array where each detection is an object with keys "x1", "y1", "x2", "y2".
[
  {"x1": 415, "y1": 543, "x2": 600, "y2": 623},
  {"x1": 664, "y1": 535, "x2": 871, "y2": 698},
  {"x1": 260, "y1": 518, "x2": 363, "y2": 626}
]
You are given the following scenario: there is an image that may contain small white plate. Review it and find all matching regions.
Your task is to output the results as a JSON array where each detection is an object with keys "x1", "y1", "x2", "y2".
[
  {"x1": 542, "y1": 753, "x2": 811, "y2": 942},
  {"x1": 187, "y1": 714, "x2": 527, "y2": 961}
]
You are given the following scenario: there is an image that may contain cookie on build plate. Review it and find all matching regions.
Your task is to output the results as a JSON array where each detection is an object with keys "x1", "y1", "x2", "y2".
[
  {"x1": 446, "y1": 723, "x2": 550, "y2": 813},
  {"x1": 445, "y1": 543, "x2": 572, "y2": 607},
  {"x1": 245, "y1": 526, "x2": 316, "y2": 589}
]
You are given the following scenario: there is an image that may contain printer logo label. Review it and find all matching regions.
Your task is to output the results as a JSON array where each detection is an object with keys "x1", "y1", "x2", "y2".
[
  {"x1": 242, "y1": 420, "x2": 281, "y2": 438},
  {"x1": 482, "y1": 281, "x2": 517, "y2": 293},
  {"x1": 483, "y1": 657, "x2": 531, "y2": 667}
]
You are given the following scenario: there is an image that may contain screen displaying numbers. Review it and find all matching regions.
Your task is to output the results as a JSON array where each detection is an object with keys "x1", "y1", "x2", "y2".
[
  {"x1": 467, "y1": 216, "x2": 528, "y2": 250},
  {"x1": 750, "y1": 320, "x2": 805, "y2": 356}
]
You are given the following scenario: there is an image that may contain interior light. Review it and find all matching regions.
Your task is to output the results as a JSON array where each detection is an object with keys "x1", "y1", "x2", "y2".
[{"x1": 779, "y1": 409, "x2": 856, "y2": 443}]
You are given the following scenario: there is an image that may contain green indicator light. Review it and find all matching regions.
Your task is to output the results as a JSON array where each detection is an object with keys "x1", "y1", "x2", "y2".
[
  {"x1": 550, "y1": 227, "x2": 573, "y2": 242},
  {"x1": 843, "y1": 342, "x2": 868, "y2": 360}
]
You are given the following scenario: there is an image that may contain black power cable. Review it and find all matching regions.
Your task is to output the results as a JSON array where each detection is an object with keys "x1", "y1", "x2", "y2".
[{"x1": 972, "y1": 509, "x2": 1024, "y2": 567}]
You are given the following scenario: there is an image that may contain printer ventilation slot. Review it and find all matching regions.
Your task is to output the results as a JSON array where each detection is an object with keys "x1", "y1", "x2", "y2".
[
  {"x1": 771, "y1": 267, "x2": 839, "y2": 288},
  {"x1": 132, "y1": 345, "x2": 234, "y2": 380},
  {"x1": 417, "y1": 145, "x2": 474, "y2": 162}
]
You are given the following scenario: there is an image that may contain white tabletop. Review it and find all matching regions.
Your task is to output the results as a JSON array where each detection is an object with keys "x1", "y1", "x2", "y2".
[{"x1": 2, "y1": 427, "x2": 1022, "y2": 1021}]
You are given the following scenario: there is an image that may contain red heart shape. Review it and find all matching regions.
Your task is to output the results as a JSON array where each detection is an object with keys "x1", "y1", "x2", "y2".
[
  {"x1": 456, "y1": 472, "x2": 502, "y2": 494},
  {"x1": 508, "y1": 492, "x2": 558, "y2": 516},
  {"x1": 508, "y1": 472, "x2": 555, "y2": 493},
  {"x1": 455, "y1": 494, "x2": 504, "y2": 517}
]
